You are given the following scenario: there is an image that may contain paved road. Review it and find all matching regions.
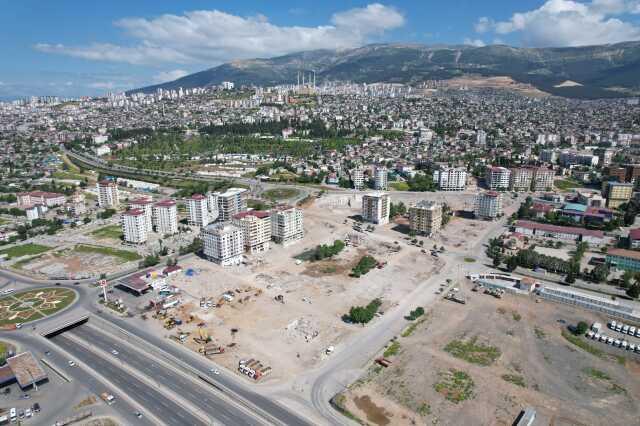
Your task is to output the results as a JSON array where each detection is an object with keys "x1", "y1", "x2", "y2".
[
  {"x1": 50, "y1": 332, "x2": 206, "y2": 426},
  {"x1": 7, "y1": 333, "x2": 155, "y2": 426},
  {"x1": 94, "y1": 311, "x2": 313, "y2": 426},
  {"x1": 70, "y1": 323, "x2": 260, "y2": 426}
]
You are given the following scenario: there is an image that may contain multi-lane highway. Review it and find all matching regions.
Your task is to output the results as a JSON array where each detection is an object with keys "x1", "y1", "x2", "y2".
[{"x1": 65, "y1": 323, "x2": 262, "y2": 426}]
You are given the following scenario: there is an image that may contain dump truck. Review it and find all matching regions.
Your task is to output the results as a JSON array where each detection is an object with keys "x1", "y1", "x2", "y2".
[{"x1": 445, "y1": 293, "x2": 466, "y2": 304}]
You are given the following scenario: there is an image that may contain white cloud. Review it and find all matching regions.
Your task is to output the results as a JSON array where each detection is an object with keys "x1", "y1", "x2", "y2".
[
  {"x1": 474, "y1": 0, "x2": 640, "y2": 47},
  {"x1": 35, "y1": 4, "x2": 404, "y2": 66},
  {"x1": 87, "y1": 82, "x2": 118, "y2": 90},
  {"x1": 463, "y1": 38, "x2": 486, "y2": 47},
  {"x1": 153, "y1": 69, "x2": 189, "y2": 83}
]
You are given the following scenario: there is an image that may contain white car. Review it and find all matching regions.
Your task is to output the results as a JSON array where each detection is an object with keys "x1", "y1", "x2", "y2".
[
  {"x1": 614, "y1": 339, "x2": 621, "y2": 346},
  {"x1": 629, "y1": 344, "x2": 635, "y2": 351},
  {"x1": 3, "y1": 289, "x2": 14, "y2": 295},
  {"x1": 25, "y1": 408, "x2": 32, "y2": 418},
  {"x1": 600, "y1": 334, "x2": 607, "y2": 342},
  {"x1": 607, "y1": 337, "x2": 614, "y2": 344},
  {"x1": 111, "y1": 350, "x2": 119, "y2": 356},
  {"x1": 593, "y1": 333, "x2": 600, "y2": 340},
  {"x1": 629, "y1": 327, "x2": 636, "y2": 336},
  {"x1": 68, "y1": 360, "x2": 76, "y2": 367}
]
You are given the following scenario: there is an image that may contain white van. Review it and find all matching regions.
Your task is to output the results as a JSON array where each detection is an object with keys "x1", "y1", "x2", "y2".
[
  {"x1": 629, "y1": 326, "x2": 636, "y2": 336},
  {"x1": 610, "y1": 320, "x2": 617, "y2": 330},
  {"x1": 9, "y1": 408, "x2": 16, "y2": 422},
  {"x1": 615, "y1": 322, "x2": 623, "y2": 332},
  {"x1": 622, "y1": 325, "x2": 629, "y2": 334}
]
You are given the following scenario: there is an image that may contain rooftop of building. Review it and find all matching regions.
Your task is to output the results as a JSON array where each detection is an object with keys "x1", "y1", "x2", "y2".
[
  {"x1": 123, "y1": 208, "x2": 144, "y2": 216},
  {"x1": 190, "y1": 194, "x2": 206, "y2": 200},
  {"x1": 130, "y1": 198, "x2": 153, "y2": 205},
  {"x1": 414, "y1": 200, "x2": 441, "y2": 209},
  {"x1": 363, "y1": 191, "x2": 388, "y2": 198},
  {"x1": 607, "y1": 247, "x2": 640, "y2": 261},
  {"x1": 629, "y1": 228, "x2": 640, "y2": 241},
  {"x1": 154, "y1": 199, "x2": 176, "y2": 207},
  {"x1": 203, "y1": 222, "x2": 241, "y2": 234},
  {"x1": 233, "y1": 210, "x2": 271, "y2": 220},
  {"x1": 98, "y1": 180, "x2": 116, "y2": 186},
  {"x1": 514, "y1": 220, "x2": 604, "y2": 238},
  {"x1": 17, "y1": 191, "x2": 63, "y2": 198},
  {"x1": 6, "y1": 352, "x2": 47, "y2": 388}
]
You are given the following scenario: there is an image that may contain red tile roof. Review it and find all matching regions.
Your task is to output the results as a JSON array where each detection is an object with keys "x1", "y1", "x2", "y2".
[
  {"x1": 123, "y1": 208, "x2": 144, "y2": 216},
  {"x1": 514, "y1": 220, "x2": 604, "y2": 238},
  {"x1": 629, "y1": 228, "x2": 640, "y2": 241},
  {"x1": 233, "y1": 210, "x2": 271, "y2": 220},
  {"x1": 154, "y1": 199, "x2": 176, "y2": 207}
]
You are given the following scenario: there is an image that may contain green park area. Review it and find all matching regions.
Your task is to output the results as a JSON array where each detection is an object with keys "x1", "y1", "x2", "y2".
[
  {"x1": 554, "y1": 178, "x2": 584, "y2": 191},
  {"x1": 390, "y1": 181, "x2": 410, "y2": 191},
  {"x1": 0, "y1": 288, "x2": 77, "y2": 327},
  {"x1": 90, "y1": 225, "x2": 124, "y2": 240},
  {"x1": 0, "y1": 243, "x2": 51, "y2": 260},
  {"x1": 263, "y1": 188, "x2": 300, "y2": 201},
  {"x1": 72, "y1": 244, "x2": 142, "y2": 262}
]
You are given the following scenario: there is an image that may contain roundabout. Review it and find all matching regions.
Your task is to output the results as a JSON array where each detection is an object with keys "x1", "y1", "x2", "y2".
[{"x1": 0, "y1": 287, "x2": 78, "y2": 328}]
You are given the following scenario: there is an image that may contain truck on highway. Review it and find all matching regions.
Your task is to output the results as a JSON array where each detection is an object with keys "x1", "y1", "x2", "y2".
[{"x1": 100, "y1": 392, "x2": 115, "y2": 405}]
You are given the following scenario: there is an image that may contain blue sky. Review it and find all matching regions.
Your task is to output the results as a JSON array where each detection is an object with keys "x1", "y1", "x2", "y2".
[{"x1": 2, "y1": 0, "x2": 640, "y2": 98}]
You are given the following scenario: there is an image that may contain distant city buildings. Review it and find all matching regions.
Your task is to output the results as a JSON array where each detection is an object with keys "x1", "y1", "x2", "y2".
[
  {"x1": 97, "y1": 180, "x2": 119, "y2": 208},
  {"x1": 362, "y1": 192, "x2": 390, "y2": 225},
  {"x1": 409, "y1": 201, "x2": 442, "y2": 235}
]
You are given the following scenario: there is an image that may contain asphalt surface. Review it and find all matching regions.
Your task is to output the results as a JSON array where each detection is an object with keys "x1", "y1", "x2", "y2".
[
  {"x1": 69, "y1": 324, "x2": 259, "y2": 426},
  {"x1": 50, "y1": 333, "x2": 206, "y2": 426},
  {"x1": 95, "y1": 312, "x2": 312, "y2": 426},
  {"x1": 5, "y1": 333, "x2": 155, "y2": 426}
]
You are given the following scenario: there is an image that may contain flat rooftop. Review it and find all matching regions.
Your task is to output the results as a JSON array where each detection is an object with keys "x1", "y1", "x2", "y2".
[{"x1": 6, "y1": 352, "x2": 47, "y2": 388}]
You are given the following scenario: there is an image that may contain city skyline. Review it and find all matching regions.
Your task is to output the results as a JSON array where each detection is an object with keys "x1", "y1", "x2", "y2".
[{"x1": 3, "y1": 0, "x2": 640, "y2": 98}]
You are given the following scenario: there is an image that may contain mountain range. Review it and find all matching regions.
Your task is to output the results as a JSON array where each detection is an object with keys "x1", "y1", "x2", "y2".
[{"x1": 131, "y1": 41, "x2": 640, "y2": 99}]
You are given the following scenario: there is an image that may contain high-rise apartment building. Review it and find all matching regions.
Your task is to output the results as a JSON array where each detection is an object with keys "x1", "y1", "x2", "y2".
[
  {"x1": 187, "y1": 194, "x2": 210, "y2": 227},
  {"x1": 351, "y1": 167, "x2": 365, "y2": 191},
  {"x1": 270, "y1": 205, "x2": 304, "y2": 246},
  {"x1": 202, "y1": 223, "x2": 244, "y2": 266},
  {"x1": 509, "y1": 167, "x2": 534, "y2": 191},
  {"x1": 122, "y1": 209, "x2": 148, "y2": 244},
  {"x1": 97, "y1": 180, "x2": 119, "y2": 208},
  {"x1": 532, "y1": 167, "x2": 555, "y2": 191},
  {"x1": 474, "y1": 191, "x2": 504, "y2": 220},
  {"x1": 409, "y1": 201, "x2": 443, "y2": 236},
  {"x1": 232, "y1": 211, "x2": 271, "y2": 253},
  {"x1": 432, "y1": 167, "x2": 467, "y2": 191},
  {"x1": 130, "y1": 198, "x2": 153, "y2": 233},
  {"x1": 362, "y1": 192, "x2": 390, "y2": 225},
  {"x1": 374, "y1": 166, "x2": 388, "y2": 190},
  {"x1": 602, "y1": 181, "x2": 633, "y2": 209},
  {"x1": 153, "y1": 200, "x2": 178, "y2": 235},
  {"x1": 211, "y1": 188, "x2": 248, "y2": 222},
  {"x1": 485, "y1": 166, "x2": 511, "y2": 191}
]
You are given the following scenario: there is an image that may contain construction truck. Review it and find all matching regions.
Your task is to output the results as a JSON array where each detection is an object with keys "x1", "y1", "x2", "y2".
[
  {"x1": 194, "y1": 328, "x2": 210, "y2": 344},
  {"x1": 100, "y1": 392, "x2": 115, "y2": 405},
  {"x1": 200, "y1": 343, "x2": 225, "y2": 356},
  {"x1": 445, "y1": 292, "x2": 467, "y2": 304}
]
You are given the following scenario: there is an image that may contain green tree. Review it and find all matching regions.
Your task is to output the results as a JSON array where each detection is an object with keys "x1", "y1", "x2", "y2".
[
  {"x1": 506, "y1": 256, "x2": 518, "y2": 272},
  {"x1": 627, "y1": 284, "x2": 640, "y2": 299},
  {"x1": 575, "y1": 321, "x2": 589, "y2": 335}
]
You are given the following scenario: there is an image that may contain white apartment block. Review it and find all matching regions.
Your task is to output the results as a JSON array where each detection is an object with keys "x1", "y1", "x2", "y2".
[
  {"x1": 509, "y1": 167, "x2": 534, "y2": 191},
  {"x1": 271, "y1": 205, "x2": 304, "y2": 246},
  {"x1": 232, "y1": 211, "x2": 271, "y2": 253},
  {"x1": 409, "y1": 200, "x2": 442, "y2": 235},
  {"x1": 130, "y1": 198, "x2": 153, "y2": 233},
  {"x1": 187, "y1": 194, "x2": 211, "y2": 228},
  {"x1": 25, "y1": 204, "x2": 47, "y2": 221},
  {"x1": 206, "y1": 192, "x2": 220, "y2": 222},
  {"x1": 202, "y1": 223, "x2": 244, "y2": 266},
  {"x1": 485, "y1": 166, "x2": 511, "y2": 191},
  {"x1": 122, "y1": 209, "x2": 148, "y2": 244},
  {"x1": 374, "y1": 166, "x2": 388, "y2": 190},
  {"x1": 211, "y1": 187, "x2": 248, "y2": 222},
  {"x1": 351, "y1": 167, "x2": 365, "y2": 190},
  {"x1": 17, "y1": 191, "x2": 65, "y2": 208},
  {"x1": 362, "y1": 192, "x2": 390, "y2": 225},
  {"x1": 97, "y1": 180, "x2": 119, "y2": 208},
  {"x1": 153, "y1": 200, "x2": 178, "y2": 235},
  {"x1": 532, "y1": 168, "x2": 555, "y2": 191},
  {"x1": 474, "y1": 191, "x2": 503, "y2": 220},
  {"x1": 432, "y1": 167, "x2": 467, "y2": 191}
]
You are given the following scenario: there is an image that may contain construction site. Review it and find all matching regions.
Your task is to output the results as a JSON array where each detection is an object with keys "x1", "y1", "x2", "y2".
[{"x1": 126, "y1": 191, "x2": 463, "y2": 382}]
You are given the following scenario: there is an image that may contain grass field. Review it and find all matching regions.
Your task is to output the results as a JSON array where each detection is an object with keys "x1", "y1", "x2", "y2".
[
  {"x1": 263, "y1": 188, "x2": 300, "y2": 200},
  {"x1": 0, "y1": 218, "x2": 8, "y2": 225},
  {"x1": 390, "y1": 181, "x2": 410, "y2": 191},
  {"x1": 52, "y1": 171, "x2": 87, "y2": 181},
  {"x1": 90, "y1": 224, "x2": 123, "y2": 240},
  {"x1": 554, "y1": 179, "x2": 584, "y2": 191},
  {"x1": 444, "y1": 337, "x2": 502, "y2": 366},
  {"x1": 73, "y1": 244, "x2": 141, "y2": 262},
  {"x1": 0, "y1": 288, "x2": 77, "y2": 326},
  {"x1": 0, "y1": 243, "x2": 51, "y2": 260}
]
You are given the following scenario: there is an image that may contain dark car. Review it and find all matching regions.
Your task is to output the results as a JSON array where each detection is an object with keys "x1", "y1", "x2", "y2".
[{"x1": 33, "y1": 402, "x2": 41, "y2": 412}]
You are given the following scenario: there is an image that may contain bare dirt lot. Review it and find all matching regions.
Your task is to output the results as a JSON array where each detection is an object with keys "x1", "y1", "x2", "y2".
[
  {"x1": 133, "y1": 192, "x2": 460, "y2": 383},
  {"x1": 338, "y1": 281, "x2": 640, "y2": 426}
]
